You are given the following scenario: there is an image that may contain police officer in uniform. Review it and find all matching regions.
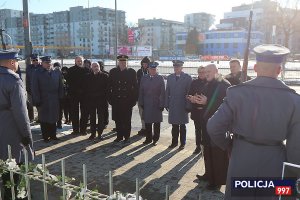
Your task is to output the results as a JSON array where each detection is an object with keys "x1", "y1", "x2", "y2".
[
  {"x1": 139, "y1": 61, "x2": 165, "y2": 146},
  {"x1": 31, "y1": 56, "x2": 64, "y2": 142},
  {"x1": 208, "y1": 44, "x2": 300, "y2": 199},
  {"x1": 26, "y1": 53, "x2": 41, "y2": 122},
  {"x1": 137, "y1": 56, "x2": 150, "y2": 135},
  {"x1": 0, "y1": 49, "x2": 34, "y2": 199},
  {"x1": 165, "y1": 60, "x2": 192, "y2": 150},
  {"x1": 108, "y1": 55, "x2": 138, "y2": 143}
]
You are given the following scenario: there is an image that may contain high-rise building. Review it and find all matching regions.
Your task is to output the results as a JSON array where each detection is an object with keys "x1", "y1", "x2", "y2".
[{"x1": 184, "y1": 12, "x2": 215, "y2": 32}]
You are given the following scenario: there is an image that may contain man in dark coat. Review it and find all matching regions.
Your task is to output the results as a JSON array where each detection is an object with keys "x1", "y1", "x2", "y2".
[
  {"x1": 165, "y1": 60, "x2": 192, "y2": 150},
  {"x1": 187, "y1": 66, "x2": 206, "y2": 154},
  {"x1": 67, "y1": 56, "x2": 90, "y2": 135},
  {"x1": 98, "y1": 60, "x2": 109, "y2": 128},
  {"x1": 139, "y1": 61, "x2": 165, "y2": 146},
  {"x1": 108, "y1": 55, "x2": 138, "y2": 143},
  {"x1": 85, "y1": 62, "x2": 109, "y2": 140},
  {"x1": 136, "y1": 56, "x2": 150, "y2": 135},
  {"x1": 192, "y1": 64, "x2": 230, "y2": 190},
  {"x1": 0, "y1": 50, "x2": 34, "y2": 200},
  {"x1": 208, "y1": 44, "x2": 300, "y2": 199},
  {"x1": 26, "y1": 53, "x2": 41, "y2": 122},
  {"x1": 225, "y1": 59, "x2": 251, "y2": 85},
  {"x1": 31, "y1": 56, "x2": 64, "y2": 142}
]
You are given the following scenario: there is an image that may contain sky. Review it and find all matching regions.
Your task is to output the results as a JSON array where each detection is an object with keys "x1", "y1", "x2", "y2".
[{"x1": 1, "y1": 0, "x2": 255, "y2": 25}]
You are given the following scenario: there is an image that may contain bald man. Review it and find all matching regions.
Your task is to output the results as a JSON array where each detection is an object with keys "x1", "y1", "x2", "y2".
[{"x1": 192, "y1": 63, "x2": 231, "y2": 190}]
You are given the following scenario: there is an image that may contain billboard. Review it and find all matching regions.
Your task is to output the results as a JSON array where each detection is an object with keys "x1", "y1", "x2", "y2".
[
  {"x1": 117, "y1": 46, "x2": 133, "y2": 56},
  {"x1": 134, "y1": 46, "x2": 152, "y2": 57},
  {"x1": 128, "y1": 29, "x2": 134, "y2": 44}
]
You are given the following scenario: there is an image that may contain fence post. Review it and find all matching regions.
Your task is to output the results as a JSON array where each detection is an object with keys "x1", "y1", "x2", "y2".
[
  {"x1": 24, "y1": 149, "x2": 31, "y2": 200},
  {"x1": 8, "y1": 145, "x2": 16, "y2": 200},
  {"x1": 42, "y1": 154, "x2": 48, "y2": 200},
  {"x1": 83, "y1": 164, "x2": 87, "y2": 199},
  {"x1": 165, "y1": 185, "x2": 170, "y2": 200},
  {"x1": 109, "y1": 171, "x2": 113, "y2": 196},
  {"x1": 135, "y1": 178, "x2": 140, "y2": 200},
  {"x1": 61, "y1": 159, "x2": 66, "y2": 200}
]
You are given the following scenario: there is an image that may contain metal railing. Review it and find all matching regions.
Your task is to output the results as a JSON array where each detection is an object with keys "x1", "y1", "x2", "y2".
[{"x1": 0, "y1": 145, "x2": 174, "y2": 200}]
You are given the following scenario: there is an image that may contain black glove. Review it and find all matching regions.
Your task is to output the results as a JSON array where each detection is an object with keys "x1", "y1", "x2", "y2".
[
  {"x1": 160, "y1": 107, "x2": 164, "y2": 111},
  {"x1": 21, "y1": 137, "x2": 32, "y2": 146}
]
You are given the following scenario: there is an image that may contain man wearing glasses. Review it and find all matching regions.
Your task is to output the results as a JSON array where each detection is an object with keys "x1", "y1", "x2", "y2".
[
  {"x1": 31, "y1": 56, "x2": 64, "y2": 142},
  {"x1": 26, "y1": 54, "x2": 41, "y2": 122}
]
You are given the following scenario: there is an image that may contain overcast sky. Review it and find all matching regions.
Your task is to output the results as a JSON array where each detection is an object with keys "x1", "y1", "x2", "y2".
[{"x1": 2, "y1": 0, "x2": 256, "y2": 24}]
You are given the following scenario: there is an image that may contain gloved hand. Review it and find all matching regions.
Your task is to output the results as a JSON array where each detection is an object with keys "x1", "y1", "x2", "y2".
[
  {"x1": 21, "y1": 136, "x2": 32, "y2": 146},
  {"x1": 160, "y1": 107, "x2": 164, "y2": 111}
]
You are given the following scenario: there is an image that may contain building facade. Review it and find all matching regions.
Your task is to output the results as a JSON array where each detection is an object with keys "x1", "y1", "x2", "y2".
[{"x1": 184, "y1": 12, "x2": 215, "y2": 32}]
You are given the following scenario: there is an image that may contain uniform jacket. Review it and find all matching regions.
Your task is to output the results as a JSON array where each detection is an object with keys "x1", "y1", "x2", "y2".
[
  {"x1": 0, "y1": 66, "x2": 34, "y2": 162},
  {"x1": 165, "y1": 72, "x2": 192, "y2": 124},
  {"x1": 108, "y1": 67, "x2": 138, "y2": 107},
  {"x1": 137, "y1": 67, "x2": 149, "y2": 91},
  {"x1": 188, "y1": 78, "x2": 206, "y2": 121},
  {"x1": 31, "y1": 67, "x2": 63, "y2": 123},
  {"x1": 138, "y1": 74, "x2": 165, "y2": 123},
  {"x1": 26, "y1": 64, "x2": 41, "y2": 94},
  {"x1": 207, "y1": 77, "x2": 300, "y2": 199},
  {"x1": 85, "y1": 72, "x2": 109, "y2": 101}
]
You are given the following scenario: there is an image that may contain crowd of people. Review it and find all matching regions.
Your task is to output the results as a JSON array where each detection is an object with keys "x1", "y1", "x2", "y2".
[{"x1": 1, "y1": 43, "x2": 300, "y2": 200}]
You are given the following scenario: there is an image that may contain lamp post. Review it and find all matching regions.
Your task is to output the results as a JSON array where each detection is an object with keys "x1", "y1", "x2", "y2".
[{"x1": 115, "y1": 0, "x2": 118, "y2": 67}]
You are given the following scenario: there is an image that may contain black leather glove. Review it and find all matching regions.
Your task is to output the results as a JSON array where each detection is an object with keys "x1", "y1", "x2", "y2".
[
  {"x1": 160, "y1": 107, "x2": 164, "y2": 111},
  {"x1": 21, "y1": 137, "x2": 32, "y2": 146}
]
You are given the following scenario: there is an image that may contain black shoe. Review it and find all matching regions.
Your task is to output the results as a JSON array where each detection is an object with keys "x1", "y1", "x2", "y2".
[
  {"x1": 123, "y1": 138, "x2": 130, "y2": 144},
  {"x1": 44, "y1": 138, "x2": 50, "y2": 143},
  {"x1": 98, "y1": 136, "x2": 104, "y2": 141},
  {"x1": 71, "y1": 131, "x2": 79, "y2": 135},
  {"x1": 178, "y1": 145, "x2": 185, "y2": 150},
  {"x1": 112, "y1": 128, "x2": 117, "y2": 132},
  {"x1": 138, "y1": 129, "x2": 146, "y2": 136},
  {"x1": 168, "y1": 143, "x2": 178, "y2": 148},
  {"x1": 143, "y1": 140, "x2": 152, "y2": 145},
  {"x1": 196, "y1": 174, "x2": 208, "y2": 181},
  {"x1": 51, "y1": 137, "x2": 60, "y2": 141},
  {"x1": 89, "y1": 134, "x2": 96, "y2": 140},
  {"x1": 206, "y1": 184, "x2": 221, "y2": 190},
  {"x1": 152, "y1": 141, "x2": 157, "y2": 146},
  {"x1": 80, "y1": 132, "x2": 87, "y2": 136},
  {"x1": 114, "y1": 138, "x2": 123, "y2": 142},
  {"x1": 193, "y1": 147, "x2": 202, "y2": 154}
]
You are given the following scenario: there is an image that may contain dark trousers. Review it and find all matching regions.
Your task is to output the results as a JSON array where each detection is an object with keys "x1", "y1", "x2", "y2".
[
  {"x1": 27, "y1": 93, "x2": 34, "y2": 121},
  {"x1": 90, "y1": 99, "x2": 106, "y2": 136},
  {"x1": 103, "y1": 101, "x2": 109, "y2": 126},
  {"x1": 193, "y1": 119, "x2": 204, "y2": 147},
  {"x1": 145, "y1": 123, "x2": 161, "y2": 142},
  {"x1": 57, "y1": 98, "x2": 71, "y2": 126},
  {"x1": 40, "y1": 122, "x2": 56, "y2": 140},
  {"x1": 70, "y1": 95, "x2": 89, "y2": 133},
  {"x1": 171, "y1": 124, "x2": 186, "y2": 146},
  {"x1": 2, "y1": 172, "x2": 27, "y2": 200},
  {"x1": 115, "y1": 108, "x2": 133, "y2": 140}
]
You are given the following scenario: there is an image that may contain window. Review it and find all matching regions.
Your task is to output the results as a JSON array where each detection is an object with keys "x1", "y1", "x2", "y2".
[
  {"x1": 217, "y1": 43, "x2": 221, "y2": 48},
  {"x1": 233, "y1": 43, "x2": 238, "y2": 48},
  {"x1": 224, "y1": 43, "x2": 228, "y2": 48},
  {"x1": 210, "y1": 43, "x2": 214, "y2": 48}
]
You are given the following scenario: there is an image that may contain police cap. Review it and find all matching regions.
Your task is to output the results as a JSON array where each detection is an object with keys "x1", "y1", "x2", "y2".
[
  {"x1": 0, "y1": 49, "x2": 21, "y2": 60},
  {"x1": 40, "y1": 56, "x2": 52, "y2": 62},
  {"x1": 253, "y1": 44, "x2": 290, "y2": 64},
  {"x1": 172, "y1": 60, "x2": 184, "y2": 67},
  {"x1": 30, "y1": 53, "x2": 39, "y2": 60},
  {"x1": 117, "y1": 55, "x2": 129, "y2": 61},
  {"x1": 148, "y1": 61, "x2": 159, "y2": 68}
]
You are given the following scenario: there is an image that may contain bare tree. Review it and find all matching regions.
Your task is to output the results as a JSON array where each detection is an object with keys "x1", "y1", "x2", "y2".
[{"x1": 276, "y1": 0, "x2": 300, "y2": 47}]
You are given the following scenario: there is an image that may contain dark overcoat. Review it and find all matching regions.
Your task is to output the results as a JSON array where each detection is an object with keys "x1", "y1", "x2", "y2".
[
  {"x1": 165, "y1": 72, "x2": 192, "y2": 124},
  {"x1": 31, "y1": 67, "x2": 63, "y2": 123},
  {"x1": 0, "y1": 66, "x2": 34, "y2": 162},
  {"x1": 138, "y1": 74, "x2": 165, "y2": 123}
]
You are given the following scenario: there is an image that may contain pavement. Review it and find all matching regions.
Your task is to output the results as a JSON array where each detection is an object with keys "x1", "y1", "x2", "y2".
[{"x1": 29, "y1": 106, "x2": 225, "y2": 200}]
